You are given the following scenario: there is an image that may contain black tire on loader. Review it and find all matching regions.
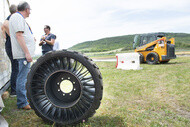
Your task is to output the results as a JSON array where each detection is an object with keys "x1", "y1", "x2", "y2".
[
  {"x1": 138, "y1": 53, "x2": 144, "y2": 63},
  {"x1": 146, "y1": 52, "x2": 159, "y2": 64},
  {"x1": 26, "y1": 50, "x2": 103, "y2": 126}
]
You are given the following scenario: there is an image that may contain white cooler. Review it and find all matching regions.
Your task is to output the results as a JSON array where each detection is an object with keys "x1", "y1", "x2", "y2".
[{"x1": 116, "y1": 53, "x2": 142, "y2": 70}]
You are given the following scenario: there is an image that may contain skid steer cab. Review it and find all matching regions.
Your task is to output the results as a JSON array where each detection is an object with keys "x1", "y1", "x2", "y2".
[{"x1": 133, "y1": 33, "x2": 176, "y2": 64}]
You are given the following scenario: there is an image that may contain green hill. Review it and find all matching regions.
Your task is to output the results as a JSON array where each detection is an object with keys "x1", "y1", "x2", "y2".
[{"x1": 69, "y1": 33, "x2": 190, "y2": 52}]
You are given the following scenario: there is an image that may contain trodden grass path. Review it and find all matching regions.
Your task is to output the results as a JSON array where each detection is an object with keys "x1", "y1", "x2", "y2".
[{"x1": 2, "y1": 57, "x2": 190, "y2": 127}]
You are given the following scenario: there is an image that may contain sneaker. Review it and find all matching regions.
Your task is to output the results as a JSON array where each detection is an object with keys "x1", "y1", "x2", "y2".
[
  {"x1": 21, "y1": 105, "x2": 31, "y2": 110},
  {"x1": 10, "y1": 92, "x2": 17, "y2": 97}
]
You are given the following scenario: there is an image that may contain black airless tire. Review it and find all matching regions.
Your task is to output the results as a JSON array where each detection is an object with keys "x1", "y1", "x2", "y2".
[
  {"x1": 26, "y1": 50, "x2": 103, "y2": 126},
  {"x1": 138, "y1": 53, "x2": 144, "y2": 63},
  {"x1": 146, "y1": 52, "x2": 159, "y2": 64},
  {"x1": 160, "y1": 60, "x2": 170, "y2": 64}
]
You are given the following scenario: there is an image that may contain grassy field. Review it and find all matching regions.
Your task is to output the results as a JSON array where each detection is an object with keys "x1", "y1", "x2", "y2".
[{"x1": 2, "y1": 56, "x2": 190, "y2": 127}]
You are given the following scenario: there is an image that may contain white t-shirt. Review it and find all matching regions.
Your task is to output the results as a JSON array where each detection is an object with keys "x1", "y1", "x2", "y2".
[
  {"x1": 53, "y1": 41, "x2": 59, "y2": 50},
  {"x1": 9, "y1": 13, "x2": 35, "y2": 59}
]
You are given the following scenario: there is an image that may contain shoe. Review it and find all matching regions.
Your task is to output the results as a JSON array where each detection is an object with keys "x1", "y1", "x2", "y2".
[
  {"x1": 0, "y1": 107, "x2": 3, "y2": 112},
  {"x1": 10, "y1": 91, "x2": 17, "y2": 97},
  {"x1": 21, "y1": 105, "x2": 31, "y2": 110}
]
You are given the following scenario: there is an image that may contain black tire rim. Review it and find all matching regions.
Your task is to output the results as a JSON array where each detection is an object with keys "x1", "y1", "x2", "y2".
[
  {"x1": 29, "y1": 54, "x2": 97, "y2": 123},
  {"x1": 44, "y1": 70, "x2": 82, "y2": 108},
  {"x1": 147, "y1": 54, "x2": 155, "y2": 63}
]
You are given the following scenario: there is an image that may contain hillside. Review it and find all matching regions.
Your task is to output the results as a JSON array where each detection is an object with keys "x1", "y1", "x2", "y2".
[{"x1": 69, "y1": 33, "x2": 190, "y2": 52}]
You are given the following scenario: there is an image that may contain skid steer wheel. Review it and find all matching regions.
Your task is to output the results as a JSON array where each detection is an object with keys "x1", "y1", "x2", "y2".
[
  {"x1": 138, "y1": 53, "x2": 144, "y2": 63},
  {"x1": 26, "y1": 50, "x2": 103, "y2": 126},
  {"x1": 146, "y1": 52, "x2": 159, "y2": 64}
]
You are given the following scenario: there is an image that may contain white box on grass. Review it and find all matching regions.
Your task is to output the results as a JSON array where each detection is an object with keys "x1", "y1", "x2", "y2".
[{"x1": 116, "y1": 53, "x2": 142, "y2": 70}]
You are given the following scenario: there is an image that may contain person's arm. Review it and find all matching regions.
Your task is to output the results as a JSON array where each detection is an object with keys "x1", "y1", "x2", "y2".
[
  {"x1": 39, "y1": 36, "x2": 45, "y2": 46},
  {"x1": 3, "y1": 20, "x2": 10, "y2": 36},
  {"x1": 1, "y1": 25, "x2": 6, "y2": 39},
  {"x1": 16, "y1": 32, "x2": 33, "y2": 62},
  {"x1": 44, "y1": 39, "x2": 55, "y2": 46},
  {"x1": 39, "y1": 40, "x2": 44, "y2": 46}
]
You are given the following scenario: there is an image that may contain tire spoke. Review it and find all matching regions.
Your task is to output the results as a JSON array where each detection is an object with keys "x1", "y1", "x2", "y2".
[
  {"x1": 70, "y1": 108, "x2": 77, "y2": 120},
  {"x1": 44, "y1": 61, "x2": 55, "y2": 73},
  {"x1": 59, "y1": 57, "x2": 64, "y2": 69},
  {"x1": 83, "y1": 90, "x2": 95, "y2": 96},
  {"x1": 78, "y1": 69, "x2": 89, "y2": 79},
  {"x1": 32, "y1": 91, "x2": 45, "y2": 97},
  {"x1": 55, "y1": 108, "x2": 62, "y2": 122},
  {"x1": 81, "y1": 96, "x2": 91, "y2": 108},
  {"x1": 41, "y1": 101, "x2": 51, "y2": 111},
  {"x1": 67, "y1": 57, "x2": 71, "y2": 70},
  {"x1": 75, "y1": 103, "x2": 85, "y2": 116},
  {"x1": 38, "y1": 65, "x2": 50, "y2": 75},
  {"x1": 62, "y1": 109, "x2": 68, "y2": 121},
  {"x1": 43, "y1": 103, "x2": 52, "y2": 116},
  {"x1": 36, "y1": 95, "x2": 47, "y2": 105},
  {"x1": 81, "y1": 76, "x2": 93, "y2": 82},
  {"x1": 45, "y1": 104, "x2": 54, "y2": 117},
  {"x1": 51, "y1": 58, "x2": 60, "y2": 70},
  {"x1": 83, "y1": 86, "x2": 95, "y2": 93},
  {"x1": 63, "y1": 57, "x2": 68, "y2": 70},
  {"x1": 83, "y1": 82, "x2": 95, "y2": 88},
  {"x1": 50, "y1": 107, "x2": 57, "y2": 119},
  {"x1": 32, "y1": 79, "x2": 44, "y2": 84},
  {"x1": 75, "y1": 64, "x2": 84, "y2": 75},
  {"x1": 82, "y1": 94, "x2": 94, "y2": 102},
  {"x1": 79, "y1": 100, "x2": 89, "y2": 111},
  {"x1": 72, "y1": 60, "x2": 78, "y2": 72}
]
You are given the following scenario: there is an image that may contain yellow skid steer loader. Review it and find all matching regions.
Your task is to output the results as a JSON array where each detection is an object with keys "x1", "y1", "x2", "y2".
[{"x1": 133, "y1": 33, "x2": 176, "y2": 64}]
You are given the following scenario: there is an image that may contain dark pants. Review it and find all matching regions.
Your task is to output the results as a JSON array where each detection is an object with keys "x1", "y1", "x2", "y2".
[{"x1": 5, "y1": 48, "x2": 19, "y2": 93}]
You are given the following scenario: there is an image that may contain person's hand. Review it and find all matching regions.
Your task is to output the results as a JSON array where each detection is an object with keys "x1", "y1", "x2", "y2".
[
  {"x1": 39, "y1": 40, "x2": 45, "y2": 46},
  {"x1": 41, "y1": 36, "x2": 45, "y2": 40},
  {"x1": 41, "y1": 35, "x2": 47, "y2": 40},
  {"x1": 25, "y1": 53, "x2": 33, "y2": 62}
]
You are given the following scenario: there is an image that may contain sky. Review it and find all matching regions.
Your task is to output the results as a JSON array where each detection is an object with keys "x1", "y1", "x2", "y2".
[{"x1": 6, "y1": 0, "x2": 190, "y2": 55}]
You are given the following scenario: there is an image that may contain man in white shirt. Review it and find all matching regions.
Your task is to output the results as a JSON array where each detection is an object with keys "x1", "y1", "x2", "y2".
[{"x1": 9, "y1": 1, "x2": 35, "y2": 110}]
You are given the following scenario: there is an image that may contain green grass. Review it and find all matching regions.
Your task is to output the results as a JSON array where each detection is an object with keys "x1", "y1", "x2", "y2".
[{"x1": 2, "y1": 57, "x2": 190, "y2": 127}]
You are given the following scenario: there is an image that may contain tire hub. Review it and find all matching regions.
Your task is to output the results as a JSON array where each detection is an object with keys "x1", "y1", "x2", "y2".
[
  {"x1": 60, "y1": 80, "x2": 73, "y2": 93},
  {"x1": 45, "y1": 71, "x2": 82, "y2": 108}
]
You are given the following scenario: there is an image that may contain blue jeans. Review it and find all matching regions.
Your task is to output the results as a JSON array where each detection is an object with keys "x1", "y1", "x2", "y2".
[{"x1": 16, "y1": 58, "x2": 30, "y2": 109}]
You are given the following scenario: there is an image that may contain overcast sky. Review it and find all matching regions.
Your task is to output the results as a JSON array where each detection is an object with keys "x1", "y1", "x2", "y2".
[{"x1": 8, "y1": 0, "x2": 190, "y2": 55}]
